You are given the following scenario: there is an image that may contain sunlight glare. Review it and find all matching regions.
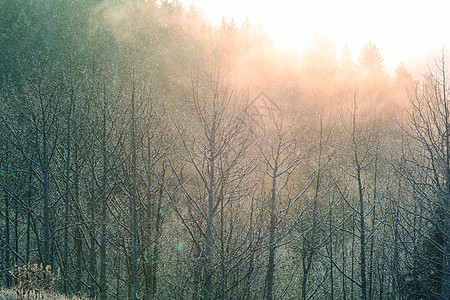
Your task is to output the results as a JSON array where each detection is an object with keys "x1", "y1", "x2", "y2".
[{"x1": 180, "y1": 0, "x2": 449, "y2": 75}]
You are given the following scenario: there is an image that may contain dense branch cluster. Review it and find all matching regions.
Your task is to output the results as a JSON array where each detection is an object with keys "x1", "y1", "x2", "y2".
[{"x1": 0, "y1": 1, "x2": 448, "y2": 299}]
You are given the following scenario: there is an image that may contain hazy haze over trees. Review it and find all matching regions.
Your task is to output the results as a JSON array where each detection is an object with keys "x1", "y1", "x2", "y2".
[{"x1": 0, "y1": 0, "x2": 449, "y2": 299}]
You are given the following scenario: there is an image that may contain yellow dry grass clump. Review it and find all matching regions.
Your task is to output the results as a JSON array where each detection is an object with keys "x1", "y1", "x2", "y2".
[
  {"x1": 0, "y1": 287, "x2": 87, "y2": 299},
  {"x1": 0, "y1": 263, "x2": 87, "y2": 300}
]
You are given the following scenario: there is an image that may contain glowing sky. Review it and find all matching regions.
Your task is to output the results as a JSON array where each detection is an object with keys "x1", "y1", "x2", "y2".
[{"x1": 180, "y1": 0, "x2": 449, "y2": 76}]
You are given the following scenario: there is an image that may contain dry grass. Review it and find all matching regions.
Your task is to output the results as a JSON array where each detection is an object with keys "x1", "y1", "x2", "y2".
[
  {"x1": 0, "y1": 287, "x2": 87, "y2": 299},
  {"x1": 2, "y1": 263, "x2": 88, "y2": 300}
]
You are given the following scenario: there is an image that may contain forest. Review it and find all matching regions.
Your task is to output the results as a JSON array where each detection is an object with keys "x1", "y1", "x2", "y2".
[{"x1": 0, "y1": 0, "x2": 449, "y2": 299}]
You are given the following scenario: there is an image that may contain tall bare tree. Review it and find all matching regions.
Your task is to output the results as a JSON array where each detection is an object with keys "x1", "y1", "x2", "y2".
[
  {"x1": 329, "y1": 94, "x2": 381, "y2": 300},
  {"x1": 399, "y1": 55, "x2": 450, "y2": 299},
  {"x1": 172, "y1": 67, "x2": 254, "y2": 300},
  {"x1": 254, "y1": 108, "x2": 307, "y2": 300}
]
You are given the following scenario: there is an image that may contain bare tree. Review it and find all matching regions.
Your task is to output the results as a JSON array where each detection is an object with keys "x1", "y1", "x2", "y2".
[
  {"x1": 398, "y1": 54, "x2": 450, "y2": 299},
  {"x1": 329, "y1": 94, "x2": 381, "y2": 300},
  {"x1": 292, "y1": 105, "x2": 335, "y2": 300},
  {"x1": 0, "y1": 62, "x2": 63, "y2": 272},
  {"x1": 171, "y1": 67, "x2": 255, "y2": 300},
  {"x1": 254, "y1": 107, "x2": 307, "y2": 300}
]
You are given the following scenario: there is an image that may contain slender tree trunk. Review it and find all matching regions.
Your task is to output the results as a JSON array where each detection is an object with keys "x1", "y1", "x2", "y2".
[
  {"x1": 357, "y1": 164, "x2": 367, "y2": 300},
  {"x1": 302, "y1": 140, "x2": 322, "y2": 300},
  {"x1": 26, "y1": 173, "x2": 31, "y2": 264},
  {"x1": 442, "y1": 64, "x2": 450, "y2": 300},
  {"x1": 342, "y1": 195, "x2": 346, "y2": 300},
  {"x1": 144, "y1": 136, "x2": 161, "y2": 299},
  {"x1": 205, "y1": 134, "x2": 215, "y2": 300},
  {"x1": 220, "y1": 184, "x2": 226, "y2": 300},
  {"x1": 350, "y1": 104, "x2": 367, "y2": 300},
  {"x1": 301, "y1": 254, "x2": 309, "y2": 300},
  {"x1": 442, "y1": 220, "x2": 450, "y2": 299},
  {"x1": 89, "y1": 179, "x2": 97, "y2": 299},
  {"x1": 13, "y1": 195, "x2": 18, "y2": 267},
  {"x1": 265, "y1": 165, "x2": 277, "y2": 300},
  {"x1": 329, "y1": 195, "x2": 334, "y2": 300},
  {"x1": 63, "y1": 116, "x2": 71, "y2": 294},
  {"x1": 3, "y1": 182, "x2": 11, "y2": 287},
  {"x1": 42, "y1": 127, "x2": 51, "y2": 269},
  {"x1": 151, "y1": 167, "x2": 165, "y2": 297},
  {"x1": 351, "y1": 212, "x2": 355, "y2": 300},
  {"x1": 192, "y1": 247, "x2": 201, "y2": 300},
  {"x1": 73, "y1": 144, "x2": 82, "y2": 295},
  {"x1": 130, "y1": 81, "x2": 139, "y2": 300},
  {"x1": 244, "y1": 248, "x2": 255, "y2": 300},
  {"x1": 369, "y1": 156, "x2": 378, "y2": 300},
  {"x1": 100, "y1": 89, "x2": 108, "y2": 300},
  {"x1": 393, "y1": 207, "x2": 399, "y2": 299}
]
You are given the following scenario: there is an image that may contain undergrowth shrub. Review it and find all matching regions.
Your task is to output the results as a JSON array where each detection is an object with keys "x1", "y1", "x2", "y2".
[{"x1": 9, "y1": 263, "x2": 60, "y2": 299}]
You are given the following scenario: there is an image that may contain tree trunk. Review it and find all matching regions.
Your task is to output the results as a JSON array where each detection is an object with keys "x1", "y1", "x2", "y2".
[
  {"x1": 26, "y1": 173, "x2": 31, "y2": 264},
  {"x1": 63, "y1": 116, "x2": 71, "y2": 294},
  {"x1": 99, "y1": 97, "x2": 108, "y2": 300},
  {"x1": 205, "y1": 135, "x2": 215, "y2": 300},
  {"x1": 74, "y1": 147, "x2": 82, "y2": 295},
  {"x1": 3, "y1": 181, "x2": 11, "y2": 287},
  {"x1": 89, "y1": 179, "x2": 97, "y2": 299},
  {"x1": 265, "y1": 166, "x2": 277, "y2": 300},
  {"x1": 357, "y1": 162, "x2": 367, "y2": 300},
  {"x1": 42, "y1": 128, "x2": 51, "y2": 269},
  {"x1": 130, "y1": 81, "x2": 139, "y2": 300}
]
